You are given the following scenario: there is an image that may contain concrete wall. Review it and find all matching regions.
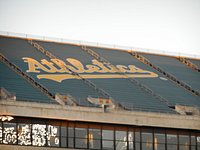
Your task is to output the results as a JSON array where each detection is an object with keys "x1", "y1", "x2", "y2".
[{"x1": 0, "y1": 100, "x2": 200, "y2": 130}]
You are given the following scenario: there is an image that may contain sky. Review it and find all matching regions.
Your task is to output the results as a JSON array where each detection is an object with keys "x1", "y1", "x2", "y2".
[{"x1": 0, "y1": 0, "x2": 200, "y2": 56}]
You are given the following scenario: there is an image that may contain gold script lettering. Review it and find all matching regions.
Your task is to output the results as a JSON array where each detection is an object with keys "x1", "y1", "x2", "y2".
[
  {"x1": 51, "y1": 59, "x2": 71, "y2": 73},
  {"x1": 23, "y1": 57, "x2": 158, "y2": 82},
  {"x1": 91, "y1": 60, "x2": 116, "y2": 73},
  {"x1": 23, "y1": 57, "x2": 52, "y2": 73}
]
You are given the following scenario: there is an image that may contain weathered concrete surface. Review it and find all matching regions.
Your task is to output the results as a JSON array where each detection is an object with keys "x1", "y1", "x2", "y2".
[
  {"x1": 175, "y1": 105, "x2": 200, "y2": 115},
  {"x1": 0, "y1": 144, "x2": 79, "y2": 150},
  {"x1": 0, "y1": 100, "x2": 200, "y2": 130}
]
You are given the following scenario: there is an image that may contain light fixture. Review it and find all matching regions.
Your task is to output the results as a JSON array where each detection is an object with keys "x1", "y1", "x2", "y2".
[
  {"x1": 1, "y1": 116, "x2": 7, "y2": 121},
  {"x1": 7, "y1": 116, "x2": 14, "y2": 121},
  {"x1": 0, "y1": 115, "x2": 14, "y2": 121}
]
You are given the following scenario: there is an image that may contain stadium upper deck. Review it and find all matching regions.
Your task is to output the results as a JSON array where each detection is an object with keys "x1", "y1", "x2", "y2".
[
  {"x1": 0, "y1": 35, "x2": 200, "y2": 112},
  {"x1": 0, "y1": 33, "x2": 200, "y2": 150}
]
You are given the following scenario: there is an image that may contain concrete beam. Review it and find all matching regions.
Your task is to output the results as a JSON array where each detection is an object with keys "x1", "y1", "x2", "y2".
[{"x1": 0, "y1": 100, "x2": 200, "y2": 130}]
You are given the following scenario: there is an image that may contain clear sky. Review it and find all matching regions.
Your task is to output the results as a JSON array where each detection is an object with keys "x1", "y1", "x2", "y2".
[{"x1": 0, "y1": 0, "x2": 200, "y2": 56}]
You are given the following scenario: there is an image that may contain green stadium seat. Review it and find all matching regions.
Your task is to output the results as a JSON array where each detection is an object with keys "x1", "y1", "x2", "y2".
[
  {"x1": 140, "y1": 54, "x2": 200, "y2": 92},
  {"x1": 0, "y1": 62, "x2": 55, "y2": 103}
]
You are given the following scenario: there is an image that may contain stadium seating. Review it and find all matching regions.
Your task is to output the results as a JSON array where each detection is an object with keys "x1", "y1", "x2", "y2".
[
  {"x1": 91, "y1": 47, "x2": 200, "y2": 107},
  {"x1": 0, "y1": 62, "x2": 54, "y2": 103},
  {"x1": 1, "y1": 36, "x2": 199, "y2": 113},
  {"x1": 36, "y1": 42, "x2": 176, "y2": 113},
  {"x1": 0, "y1": 37, "x2": 104, "y2": 106},
  {"x1": 139, "y1": 53, "x2": 200, "y2": 92}
]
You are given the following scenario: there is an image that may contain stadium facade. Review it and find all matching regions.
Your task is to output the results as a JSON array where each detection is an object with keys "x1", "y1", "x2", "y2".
[{"x1": 0, "y1": 32, "x2": 200, "y2": 150}]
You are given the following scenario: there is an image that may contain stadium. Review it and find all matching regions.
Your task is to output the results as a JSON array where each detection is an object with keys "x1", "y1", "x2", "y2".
[{"x1": 0, "y1": 32, "x2": 200, "y2": 150}]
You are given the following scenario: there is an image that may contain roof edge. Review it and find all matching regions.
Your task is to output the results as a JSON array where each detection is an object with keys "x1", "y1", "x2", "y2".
[{"x1": 0, "y1": 31, "x2": 200, "y2": 60}]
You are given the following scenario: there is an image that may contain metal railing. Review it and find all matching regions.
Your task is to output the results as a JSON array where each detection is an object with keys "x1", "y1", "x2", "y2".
[
  {"x1": 0, "y1": 31, "x2": 200, "y2": 59},
  {"x1": 81, "y1": 46, "x2": 173, "y2": 108},
  {"x1": 130, "y1": 51, "x2": 200, "y2": 97},
  {"x1": 178, "y1": 57, "x2": 200, "y2": 72}
]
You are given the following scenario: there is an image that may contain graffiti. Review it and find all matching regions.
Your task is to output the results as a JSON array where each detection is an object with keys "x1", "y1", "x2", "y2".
[
  {"x1": 18, "y1": 125, "x2": 31, "y2": 145},
  {"x1": 197, "y1": 136, "x2": 200, "y2": 143},
  {"x1": 32, "y1": 124, "x2": 46, "y2": 146},
  {"x1": 0, "y1": 126, "x2": 2, "y2": 142},
  {"x1": 1, "y1": 124, "x2": 60, "y2": 146},
  {"x1": 47, "y1": 125, "x2": 59, "y2": 146},
  {"x1": 3, "y1": 127, "x2": 17, "y2": 144}
]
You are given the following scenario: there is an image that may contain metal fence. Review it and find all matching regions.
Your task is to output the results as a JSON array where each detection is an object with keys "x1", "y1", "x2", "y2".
[{"x1": 0, "y1": 31, "x2": 200, "y2": 59}]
